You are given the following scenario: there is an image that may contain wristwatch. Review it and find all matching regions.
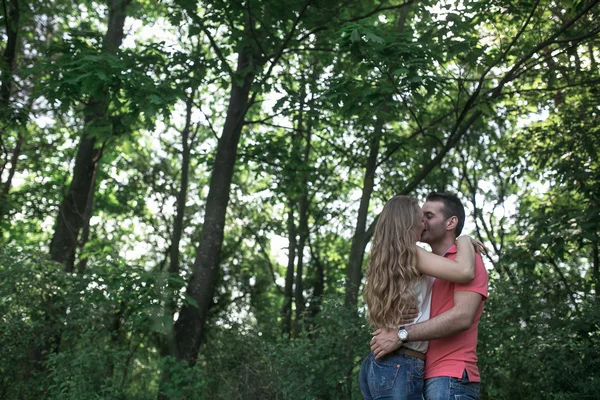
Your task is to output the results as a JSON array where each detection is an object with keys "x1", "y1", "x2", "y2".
[{"x1": 397, "y1": 326, "x2": 409, "y2": 343}]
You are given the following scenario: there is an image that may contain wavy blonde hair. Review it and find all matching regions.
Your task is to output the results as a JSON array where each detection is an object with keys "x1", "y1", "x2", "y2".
[{"x1": 363, "y1": 196, "x2": 421, "y2": 328}]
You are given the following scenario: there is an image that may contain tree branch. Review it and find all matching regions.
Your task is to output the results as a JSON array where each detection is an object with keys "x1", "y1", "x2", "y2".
[
  {"x1": 487, "y1": 0, "x2": 600, "y2": 99},
  {"x1": 365, "y1": 110, "x2": 481, "y2": 241},
  {"x1": 345, "y1": 1, "x2": 415, "y2": 23},
  {"x1": 247, "y1": 0, "x2": 314, "y2": 110},
  {"x1": 181, "y1": 7, "x2": 234, "y2": 76}
]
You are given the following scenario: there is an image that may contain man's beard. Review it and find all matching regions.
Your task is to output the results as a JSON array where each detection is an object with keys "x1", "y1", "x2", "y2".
[{"x1": 421, "y1": 225, "x2": 444, "y2": 244}]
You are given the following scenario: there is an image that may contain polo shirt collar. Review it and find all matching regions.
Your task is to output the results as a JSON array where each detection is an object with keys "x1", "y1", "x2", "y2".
[{"x1": 443, "y1": 244, "x2": 458, "y2": 257}]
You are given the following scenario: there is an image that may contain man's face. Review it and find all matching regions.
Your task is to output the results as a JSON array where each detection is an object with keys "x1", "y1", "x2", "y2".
[{"x1": 420, "y1": 201, "x2": 448, "y2": 244}]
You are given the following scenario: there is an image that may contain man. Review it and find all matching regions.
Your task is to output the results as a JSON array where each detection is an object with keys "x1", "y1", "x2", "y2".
[{"x1": 370, "y1": 192, "x2": 489, "y2": 399}]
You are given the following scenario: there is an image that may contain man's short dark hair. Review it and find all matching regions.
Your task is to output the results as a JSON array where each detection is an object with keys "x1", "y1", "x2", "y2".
[{"x1": 426, "y1": 192, "x2": 465, "y2": 236}]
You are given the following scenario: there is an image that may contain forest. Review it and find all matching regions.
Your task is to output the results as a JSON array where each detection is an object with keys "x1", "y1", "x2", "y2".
[{"x1": 1, "y1": 0, "x2": 599, "y2": 399}]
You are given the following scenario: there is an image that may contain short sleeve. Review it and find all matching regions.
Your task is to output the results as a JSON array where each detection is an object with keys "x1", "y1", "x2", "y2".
[{"x1": 455, "y1": 253, "x2": 488, "y2": 299}]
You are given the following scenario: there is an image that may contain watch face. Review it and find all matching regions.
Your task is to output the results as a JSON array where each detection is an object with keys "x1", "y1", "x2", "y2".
[{"x1": 398, "y1": 329, "x2": 408, "y2": 341}]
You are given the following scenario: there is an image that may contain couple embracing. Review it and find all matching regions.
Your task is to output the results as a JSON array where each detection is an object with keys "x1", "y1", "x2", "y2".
[{"x1": 359, "y1": 193, "x2": 489, "y2": 400}]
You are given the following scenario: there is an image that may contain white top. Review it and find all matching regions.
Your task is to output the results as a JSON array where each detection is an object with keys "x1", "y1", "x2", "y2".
[{"x1": 403, "y1": 275, "x2": 434, "y2": 353}]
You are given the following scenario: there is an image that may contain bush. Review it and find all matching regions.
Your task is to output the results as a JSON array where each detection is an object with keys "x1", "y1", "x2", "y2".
[
  {"x1": 479, "y1": 278, "x2": 600, "y2": 400},
  {"x1": 5, "y1": 245, "x2": 598, "y2": 400},
  {"x1": 195, "y1": 299, "x2": 371, "y2": 400}
]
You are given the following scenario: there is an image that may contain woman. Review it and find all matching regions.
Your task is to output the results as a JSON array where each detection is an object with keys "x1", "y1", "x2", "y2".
[{"x1": 358, "y1": 196, "x2": 478, "y2": 400}]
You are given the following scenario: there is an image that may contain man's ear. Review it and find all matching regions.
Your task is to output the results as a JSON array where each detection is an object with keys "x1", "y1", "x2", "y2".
[{"x1": 446, "y1": 216, "x2": 458, "y2": 232}]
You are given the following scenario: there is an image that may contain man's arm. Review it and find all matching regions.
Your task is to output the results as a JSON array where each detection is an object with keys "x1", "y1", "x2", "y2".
[
  {"x1": 405, "y1": 290, "x2": 482, "y2": 340},
  {"x1": 370, "y1": 291, "x2": 483, "y2": 360}
]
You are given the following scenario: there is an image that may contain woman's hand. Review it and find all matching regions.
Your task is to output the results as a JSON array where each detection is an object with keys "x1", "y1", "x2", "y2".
[{"x1": 458, "y1": 236, "x2": 486, "y2": 255}]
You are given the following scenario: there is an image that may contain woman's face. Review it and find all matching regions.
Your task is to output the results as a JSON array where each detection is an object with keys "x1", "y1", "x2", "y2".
[{"x1": 414, "y1": 207, "x2": 425, "y2": 242}]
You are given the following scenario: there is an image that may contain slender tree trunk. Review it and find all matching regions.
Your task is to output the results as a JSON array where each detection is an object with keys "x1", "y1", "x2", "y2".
[
  {"x1": 173, "y1": 43, "x2": 257, "y2": 365},
  {"x1": 307, "y1": 238, "x2": 324, "y2": 321},
  {"x1": 50, "y1": 130, "x2": 103, "y2": 271},
  {"x1": 293, "y1": 84, "x2": 310, "y2": 336},
  {"x1": 160, "y1": 91, "x2": 195, "y2": 363},
  {"x1": 281, "y1": 202, "x2": 297, "y2": 337},
  {"x1": 0, "y1": 0, "x2": 21, "y2": 226},
  {"x1": 76, "y1": 150, "x2": 101, "y2": 273},
  {"x1": 106, "y1": 300, "x2": 126, "y2": 380},
  {"x1": 461, "y1": 158, "x2": 517, "y2": 285},
  {"x1": 344, "y1": 116, "x2": 384, "y2": 308},
  {"x1": 293, "y1": 157, "x2": 310, "y2": 335},
  {"x1": 302, "y1": 86, "x2": 322, "y2": 323},
  {"x1": 0, "y1": 0, "x2": 19, "y2": 107},
  {"x1": 284, "y1": 77, "x2": 310, "y2": 337},
  {"x1": 168, "y1": 93, "x2": 194, "y2": 277},
  {"x1": 49, "y1": 0, "x2": 129, "y2": 272},
  {"x1": 593, "y1": 237, "x2": 599, "y2": 301},
  {"x1": 0, "y1": 132, "x2": 23, "y2": 198}
]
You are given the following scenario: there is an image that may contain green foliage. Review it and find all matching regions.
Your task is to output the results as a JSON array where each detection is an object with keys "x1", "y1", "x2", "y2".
[
  {"x1": 196, "y1": 299, "x2": 370, "y2": 400},
  {"x1": 479, "y1": 278, "x2": 600, "y2": 400},
  {"x1": 0, "y1": 246, "x2": 177, "y2": 399},
  {"x1": 157, "y1": 357, "x2": 207, "y2": 400},
  {"x1": 271, "y1": 302, "x2": 370, "y2": 400},
  {"x1": 35, "y1": 39, "x2": 179, "y2": 135},
  {"x1": 0, "y1": 245, "x2": 368, "y2": 400},
  {"x1": 2, "y1": 0, "x2": 600, "y2": 399},
  {"x1": 2, "y1": 244, "x2": 600, "y2": 399}
]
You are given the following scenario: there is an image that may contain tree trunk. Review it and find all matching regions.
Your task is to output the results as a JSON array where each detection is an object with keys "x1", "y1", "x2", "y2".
[
  {"x1": 593, "y1": 237, "x2": 599, "y2": 301},
  {"x1": 344, "y1": 116, "x2": 383, "y2": 308},
  {"x1": 160, "y1": 91, "x2": 194, "y2": 362},
  {"x1": 293, "y1": 159, "x2": 310, "y2": 335},
  {"x1": 106, "y1": 300, "x2": 126, "y2": 380},
  {"x1": 50, "y1": 130, "x2": 102, "y2": 271},
  {"x1": 293, "y1": 85, "x2": 310, "y2": 336},
  {"x1": 0, "y1": 0, "x2": 21, "y2": 226},
  {"x1": 307, "y1": 238, "x2": 324, "y2": 321},
  {"x1": 167, "y1": 93, "x2": 193, "y2": 277},
  {"x1": 0, "y1": 0, "x2": 19, "y2": 107},
  {"x1": 0, "y1": 132, "x2": 23, "y2": 196},
  {"x1": 173, "y1": 44, "x2": 257, "y2": 365},
  {"x1": 49, "y1": 0, "x2": 129, "y2": 271},
  {"x1": 76, "y1": 150, "x2": 101, "y2": 273},
  {"x1": 281, "y1": 202, "x2": 297, "y2": 337}
]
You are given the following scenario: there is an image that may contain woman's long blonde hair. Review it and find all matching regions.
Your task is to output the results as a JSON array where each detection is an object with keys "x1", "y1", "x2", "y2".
[{"x1": 363, "y1": 196, "x2": 421, "y2": 328}]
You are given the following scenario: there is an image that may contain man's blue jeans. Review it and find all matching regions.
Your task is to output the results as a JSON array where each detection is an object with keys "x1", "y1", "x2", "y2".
[
  {"x1": 359, "y1": 352, "x2": 425, "y2": 400},
  {"x1": 424, "y1": 370, "x2": 480, "y2": 400}
]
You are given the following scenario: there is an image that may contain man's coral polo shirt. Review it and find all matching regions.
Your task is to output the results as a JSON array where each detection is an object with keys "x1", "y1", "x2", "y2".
[{"x1": 424, "y1": 245, "x2": 489, "y2": 382}]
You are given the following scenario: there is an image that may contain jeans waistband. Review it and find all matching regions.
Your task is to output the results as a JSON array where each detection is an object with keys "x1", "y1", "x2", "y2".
[{"x1": 393, "y1": 347, "x2": 426, "y2": 361}]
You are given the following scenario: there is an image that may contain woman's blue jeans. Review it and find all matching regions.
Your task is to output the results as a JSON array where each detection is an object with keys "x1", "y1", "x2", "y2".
[{"x1": 359, "y1": 352, "x2": 425, "y2": 400}]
